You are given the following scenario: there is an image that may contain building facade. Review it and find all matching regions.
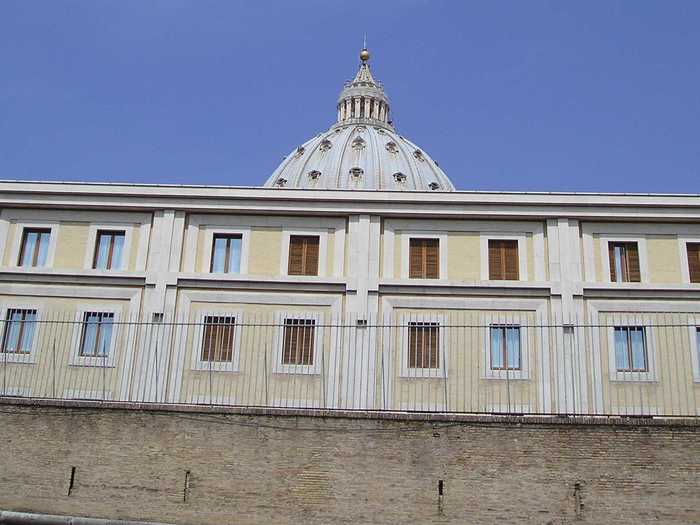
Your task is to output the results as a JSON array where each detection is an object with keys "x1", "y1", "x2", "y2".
[{"x1": 1, "y1": 49, "x2": 699, "y2": 417}]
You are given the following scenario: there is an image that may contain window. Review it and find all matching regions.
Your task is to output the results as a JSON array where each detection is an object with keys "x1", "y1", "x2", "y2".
[
  {"x1": 409, "y1": 238, "x2": 439, "y2": 279},
  {"x1": 488, "y1": 239, "x2": 519, "y2": 280},
  {"x1": 608, "y1": 242, "x2": 640, "y2": 283},
  {"x1": 287, "y1": 235, "x2": 320, "y2": 276},
  {"x1": 490, "y1": 326, "x2": 521, "y2": 370},
  {"x1": 93, "y1": 230, "x2": 125, "y2": 270},
  {"x1": 282, "y1": 318, "x2": 316, "y2": 365},
  {"x1": 18, "y1": 228, "x2": 51, "y2": 267},
  {"x1": 1, "y1": 309, "x2": 37, "y2": 354},
  {"x1": 687, "y1": 243, "x2": 700, "y2": 283},
  {"x1": 614, "y1": 326, "x2": 647, "y2": 372},
  {"x1": 201, "y1": 316, "x2": 236, "y2": 363},
  {"x1": 78, "y1": 312, "x2": 114, "y2": 357},
  {"x1": 408, "y1": 322, "x2": 440, "y2": 369},
  {"x1": 210, "y1": 234, "x2": 242, "y2": 273}
]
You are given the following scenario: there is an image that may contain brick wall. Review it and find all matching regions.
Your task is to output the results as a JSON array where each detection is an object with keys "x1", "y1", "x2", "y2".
[{"x1": 0, "y1": 403, "x2": 698, "y2": 524}]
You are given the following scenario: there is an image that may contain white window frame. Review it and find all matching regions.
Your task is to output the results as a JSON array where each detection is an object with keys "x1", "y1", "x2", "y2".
[
  {"x1": 678, "y1": 236, "x2": 700, "y2": 284},
  {"x1": 69, "y1": 306, "x2": 121, "y2": 368},
  {"x1": 202, "y1": 227, "x2": 250, "y2": 274},
  {"x1": 483, "y1": 322, "x2": 530, "y2": 380},
  {"x1": 280, "y1": 230, "x2": 328, "y2": 278},
  {"x1": 272, "y1": 312, "x2": 323, "y2": 375},
  {"x1": 600, "y1": 235, "x2": 649, "y2": 283},
  {"x1": 689, "y1": 324, "x2": 700, "y2": 383},
  {"x1": 399, "y1": 314, "x2": 448, "y2": 378},
  {"x1": 400, "y1": 232, "x2": 448, "y2": 280},
  {"x1": 606, "y1": 323, "x2": 657, "y2": 382},
  {"x1": 479, "y1": 233, "x2": 528, "y2": 281},
  {"x1": 84, "y1": 223, "x2": 133, "y2": 271},
  {"x1": 0, "y1": 304, "x2": 43, "y2": 364},
  {"x1": 10, "y1": 222, "x2": 59, "y2": 268},
  {"x1": 191, "y1": 310, "x2": 243, "y2": 372}
]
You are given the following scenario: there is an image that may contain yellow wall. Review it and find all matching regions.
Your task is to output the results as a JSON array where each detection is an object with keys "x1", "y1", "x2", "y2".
[
  {"x1": 647, "y1": 236, "x2": 682, "y2": 283},
  {"x1": 446, "y1": 232, "x2": 480, "y2": 281},
  {"x1": 249, "y1": 228, "x2": 281, "y2": 276},
  {"x1": 54, "y1": 223, "x2": 89, "y2": 269}
]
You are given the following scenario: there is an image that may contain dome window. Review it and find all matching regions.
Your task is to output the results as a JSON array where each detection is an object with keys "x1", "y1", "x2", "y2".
[
  {"x1": 374, "y1": 127, "x2": 386, "y2": 134},
  {"x1": 385, "y1": 142, "x2": 399, "y2": 154},
  {"x1": 355, "y1": 126, "x2": 366, "y2": 133},
  {"x1": 294, "y1": 146, "x2": 305, "y2": 158},
  {"x1": 319, "y1": 139, "x2": 332, "y2": 152},
  {"x1": 308, "y1": 170, "x2": 321, "y2": 180},
  {"x1": 413, "y1": 149, "x2": 425, "y2": 161},
  {"x1": 393, "y1": 172, "x2": 407, "y2": 183},
  {"x1": 349, "y1": 167, "x2": 364, "y2": 178},
  {"x1": 275, "y1": 178, "x2": 288, "y2": 187},
  {"x1": 351, "y1": 137, "x2": 366, "y2": 150},
  {"x1": 428, "y1": 182, "x2": 440, "y2": 191}
]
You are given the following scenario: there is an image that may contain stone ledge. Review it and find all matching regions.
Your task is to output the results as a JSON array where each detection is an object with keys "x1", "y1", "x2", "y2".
[{"x1": 1, "y1": 396, "x2": 698, "y2": 428}]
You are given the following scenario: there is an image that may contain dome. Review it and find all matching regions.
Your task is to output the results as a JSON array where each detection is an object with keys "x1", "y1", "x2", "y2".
[{"x1": 264, "y1": 48, "x2": 455, "y2": 192}]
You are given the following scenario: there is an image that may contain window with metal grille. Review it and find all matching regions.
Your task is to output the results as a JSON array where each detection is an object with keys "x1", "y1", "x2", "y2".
[
  {"x1": 282, "y1": 318, "x2": 315, "y2": 365},
  {"x1": 488, "y1": 239, "x2": 519, "y2": 280},
  {"x1": 490, "y1": 325, "x2": 521, "y2": 370},
  {"x1": 408, "y1": 238, "x2": 439, "y2": 279},
  {"x1": 407, "y1": 322, "x2": 440, "y2": 369},
  {"x1": 614, "y1": 326, "x2": 648, "y2": 372},
  {"x1": 287, "y1": 235, "x2": 320, "y2": 276},
  {"x1": 93, "y1": 230, "x2": 125, "y2": 270},
  {"x1": 1, "y1": 309, "x2": 38, "y2": 354},
  {"x1": 210, "y1": 234, "x2": 242, "y2": 273},
  {"x1": 201, "y1": 316, "x2": 236, "y2": 362},
  {"x1": 78, "y1": 312, "x2": 115, "y2": 357},
  {"x1": 608, "y1": 242, "x2": 641, "y2": 283},
  {"x1": 18, "y1": 228, "x2": 51, "y2": 267},
  {"x1": 687, "y1": 243, "x2": 700, "y2": 283}
]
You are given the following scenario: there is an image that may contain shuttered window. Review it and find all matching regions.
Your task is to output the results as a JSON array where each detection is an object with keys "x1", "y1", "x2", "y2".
[
  {"x1": 408, "y1": 322, "x2": 440, "y2": 369},
  {"x1": 288, "y1": 236, "x2": 320, "y2": 276},
  {"x1": 687, "y1": 243, "x2": 700, "y2": 283},
  {"x1": 201, "y1": 316, "x2": 236, "y2": 363},
  {"x1": 408, "y1": 238, "x2": 440, "y2": 279},
  {"x1": 608, "y1": 242, "x2": 641, "y2": 283},
  {"x1": 488, "y1": 240, "x2": 519, "y2": 280},
  {"x1": 282, "y1": 318, "x2": 316, "y2": 365}
]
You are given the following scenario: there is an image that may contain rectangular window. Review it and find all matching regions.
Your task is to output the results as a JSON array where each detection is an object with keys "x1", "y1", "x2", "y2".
[
  {"x1": 282, "y1": 318, "x2": 315, "y2": 365},
  {"x1": 608, "y1": 242, "x2": 641, "y2": 283},
  {"x1": 18, "y1": 228, "x2": 51, "y2": 267},
  {"x1": 488, "y1": 239, "x2": 519, "y2": 280},
  {"x1": 210, "y1": 234, "x2": 242, "y2": 273},
  {"x1": 490, "y1": 325, "x2": 521, "y2": 370},
  {"x1": 408, "y1": 322, "x2": 440, "y2": 369},
  {"x1": 93, "y1": 230, "x2": 125, "y2": 270},
  {"x1": 200, "y1": 316, "x2": 236, "y2": 363},
  {"x1": 614, "y1": 326, "x2": 647, "y2": 372},
  {"x1": 78, "y1": 312, "x2": 115, "y2": 357},
  {"x1": 408, "y1": 238, "x2": 439, "y2": 279},
  {"x1": 1, "y1": 309, "x2": 38, "y2": 354},
  {"x1": 287, "y1": 235, "x2": 320, "y2": 276},
  {"x1": 687, "y1": 243, "x2": 700, "y2": 283}
]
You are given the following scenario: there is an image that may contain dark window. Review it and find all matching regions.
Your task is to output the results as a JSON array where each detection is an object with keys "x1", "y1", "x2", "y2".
[
  {"x1": 409, "y1": 238, "x2": 439, "y2": 279},
  {"x1": 282, "y1": 318, "x2": 315, "y2": 365},
  {"x1": 608, "y1": 242, "x2": 641, "y2": 283},
  {"x1": 408, "y1": 322, "x2": 440, "y2": 369},
  {"x1": 201, "y1": 316, "x2": 236, "y2": 362},
  {"x1": 488, "y1": 239, "x2": 519, "y2": 280},
  {"x1": 687, "y1": 243, "x2": 700, "y2": 283},
  {"x1": 287, "y1": 236, "x2": 320, "y2": 276}
]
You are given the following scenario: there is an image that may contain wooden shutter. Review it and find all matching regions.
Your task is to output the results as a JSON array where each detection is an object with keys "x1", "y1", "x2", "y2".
[
  {"x1": 282, "y1": 319, "x2": 315, "y2": 365},
  {"x1": 687, "y1": 243, "x2": 700, "y2": 283},
  {"x1": 408, "y1": 323, "x2": 439, "y2": 369},
  {"x1": 201, "y1": 316, "x2": 235, "y2": 362},
  {"x1": 409, "y1": 238, "x2": 439, "y2": 279},
  {"x1": 626, "y1": 243, "x2": 641, "y2": 282},
  {"x1": 489, "y1": 240, "x2": 518, "y2": 280},
  {"x1": 608, "y1": 243, "x2": 617, "y2": 282},
  {"x1": 288, "y1": 236, "x2": 320, "y2": 276}
]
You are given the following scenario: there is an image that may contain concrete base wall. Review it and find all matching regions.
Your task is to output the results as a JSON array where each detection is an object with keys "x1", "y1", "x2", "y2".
[{"x1": 0, "y1": 402, "x2": 698, "y2": 524}]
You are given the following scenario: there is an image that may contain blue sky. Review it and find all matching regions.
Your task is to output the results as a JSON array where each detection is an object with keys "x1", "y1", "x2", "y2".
[{"x1": 1, "y1": 1, "x2": 698, "y2": 192}]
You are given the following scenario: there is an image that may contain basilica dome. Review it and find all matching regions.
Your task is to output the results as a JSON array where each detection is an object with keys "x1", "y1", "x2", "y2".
[{"x1": 263, "y1": 48, "x2": 455, "y2": 191}]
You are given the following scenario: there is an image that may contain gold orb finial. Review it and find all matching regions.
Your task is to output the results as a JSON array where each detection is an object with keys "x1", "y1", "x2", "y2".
[{"x1": 360, "y1": 48, "x2": 370, "y2": 62}]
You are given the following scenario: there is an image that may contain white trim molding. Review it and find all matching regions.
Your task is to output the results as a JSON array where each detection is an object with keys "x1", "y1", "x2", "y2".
[
  {"x1": 605, "y1": 322, "x2": 658, "y2": 383},
  {"x1": 280, "y1": 229, "x2": 329, "y2": 278},
  {"x1": 0, "y1": 303, "x2": 44, "y2": 364},
  {"x1": 272, "y1": 311, "x2": 324, "y2": 375},
  {"x1": 190, "y1": 310, "x2": 244, "y2": 372},
  {"x1": 9, "y1": 221, "x2": 59, "y2": 269},
  {"x1": 201, "y1": 226, "x2": 251, "y2": 275},
  {"x1": 479, "y1": 232, "x2": 528, "y2": 282},
  {"x1": 678, "y1": 236, "x2": 700, "y2": 284},
  {"x1": 69, "y1": 305, "x2": 122, "y2": 368},
  {"x1": 400, "y1": 231, "x2": 448, "y2": 280},
  {"x1": 482, "y1": 319, "x2": 531, "y2": 381},
  {"x1": 398, "y1": 313, "x2": 448, "y2": 379},
  {"x1": 83, "y1": 223, "x2": 134, "y2": 271}
]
